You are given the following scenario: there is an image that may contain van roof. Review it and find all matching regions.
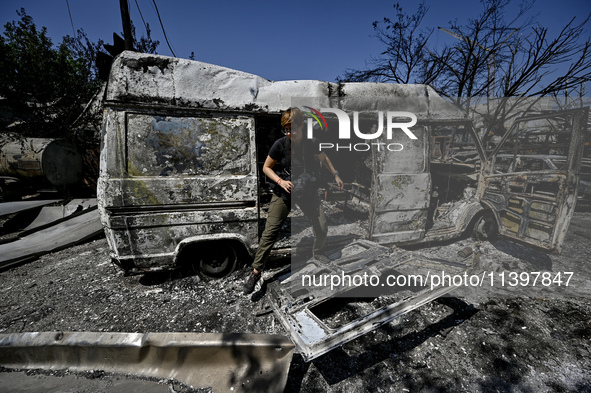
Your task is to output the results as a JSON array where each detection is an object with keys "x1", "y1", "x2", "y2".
[{"x1": 105, "y1": 51, "x2": 464, "y2": 120}]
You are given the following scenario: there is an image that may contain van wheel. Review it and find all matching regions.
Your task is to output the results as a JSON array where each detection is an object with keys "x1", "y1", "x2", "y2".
[
  {"x1": 472, "y1": 212, "x2": 498, "y2": 241},
  {"x1": 196, "y1": 241, "x2": 237, "y2": 279}
]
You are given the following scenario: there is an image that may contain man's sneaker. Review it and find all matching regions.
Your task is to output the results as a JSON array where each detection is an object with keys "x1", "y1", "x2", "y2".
[{"x1": 243, "y1": 270, "x2": 262, "y2": 295}]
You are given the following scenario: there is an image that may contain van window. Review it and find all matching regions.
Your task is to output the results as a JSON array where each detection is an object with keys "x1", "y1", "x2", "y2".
[{"x1": 126, "y1": 114, "x2": 252, "y2": 176}]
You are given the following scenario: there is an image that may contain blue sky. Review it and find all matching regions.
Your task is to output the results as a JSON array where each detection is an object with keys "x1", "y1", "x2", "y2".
[{"x1": 1, "y1": 0, "x2": 590, "y2": 82}]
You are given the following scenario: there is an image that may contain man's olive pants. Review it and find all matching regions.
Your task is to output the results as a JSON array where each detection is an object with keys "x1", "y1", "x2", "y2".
[{"x1": 252, "y1": 194, "x2": 327, "y2": 272}]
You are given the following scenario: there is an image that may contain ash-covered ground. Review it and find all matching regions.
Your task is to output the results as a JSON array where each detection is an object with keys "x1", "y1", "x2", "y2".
[{"x1": 1, "y1": 211, "x2": 591, "y2": 392}]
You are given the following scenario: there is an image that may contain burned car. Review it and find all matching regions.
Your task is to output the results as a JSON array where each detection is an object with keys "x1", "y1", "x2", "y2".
[
  {"x1": 97, "y1": 51, "x2": 588, "y2": 277},
  {"x1": 494, "y1": 154, "x2": 591, "y2": 210}
]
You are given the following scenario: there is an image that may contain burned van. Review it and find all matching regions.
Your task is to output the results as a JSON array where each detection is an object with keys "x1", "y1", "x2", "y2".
[{"x1": 98, "y1": 51, "x2": 588, "y2": 276}]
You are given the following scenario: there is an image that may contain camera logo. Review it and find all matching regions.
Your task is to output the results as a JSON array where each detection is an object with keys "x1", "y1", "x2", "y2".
[{"x1": 302, "y1": 107, "x2": 418, "y2": 152}]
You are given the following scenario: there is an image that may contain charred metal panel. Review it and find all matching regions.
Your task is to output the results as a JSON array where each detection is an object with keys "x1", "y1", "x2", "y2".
[
  {"x1": 370, "y1": 126, "x2": 430, "y2": 244},
  {"x1": 103, "y1": 177, "x2": 258, "y2": 207},
  {"x1": 339, "y1": 84, "x2": 463, "y2": 121},
  {"x1": 107, "y1": 209, "x2": 258, "y2": 269},
  {"x1": 0, "y1": 199, "x2": 62, "y2": 217},
  {"x1": 256, "y1": 80, "x2": 334, "y2": 110},
  {"x1": 481, "y1": 108, "x2": 588, "y2": 252},
  {"x1": 106, "y1": 52, "x2": 466, "y2": 117},
  {"x1": 374, "y1": 174, "x2": 431, "y2": 210},
  {"x1": 106, "y1": 52, "x2": 272, "y2": 111},
  {"x1": 0, "y1": 208, "x2": 103, "y2": 269},
  {"x1": 482, "y1": 173, "x2": 565, "y2": 247},
  {"x1": 425, "y1": 197, "x2": 484, "y2": 242},
  {"x1": 104, "y1": 109, "x2": 127, "y2": 177},
  {"x1": 266, "y1": 240, "x2": 461, "y2": 361},
  {"x1": 98, "y1": 109, "x2": 258, "y2": 272}
]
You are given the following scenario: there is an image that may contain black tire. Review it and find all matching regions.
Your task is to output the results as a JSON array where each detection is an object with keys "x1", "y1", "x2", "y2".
[
  {"x1": 472, "y1": 212, "x2": 498, "y2": 241},
  {"x1": 195, "y1": 241, "x2": 237, "y2": 279}
]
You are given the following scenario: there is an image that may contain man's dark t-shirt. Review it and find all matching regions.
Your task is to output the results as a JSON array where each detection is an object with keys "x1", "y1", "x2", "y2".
[{"x1": 268, "y1": 136, "x2": 321, "y2": 201}]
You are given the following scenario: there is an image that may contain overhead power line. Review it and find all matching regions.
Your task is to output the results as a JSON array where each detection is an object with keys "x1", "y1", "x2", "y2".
[
  {"x1": 65, "y1": 0, "x2": 76, "y2": 36},
  {"x1": 151, "y1": 0, "x2": 177, "y2": 57},
  {"x1": 134, "y1": 0, "x2": 149, "y2": 36}
]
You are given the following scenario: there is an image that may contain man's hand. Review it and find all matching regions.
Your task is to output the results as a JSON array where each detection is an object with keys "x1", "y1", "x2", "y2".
[
  {"x1": 278, "y1": 179, "x2": 293, "y2": 193},
  {"x1": 335, "y1": 175, "x2": 344, "y2": 190}
]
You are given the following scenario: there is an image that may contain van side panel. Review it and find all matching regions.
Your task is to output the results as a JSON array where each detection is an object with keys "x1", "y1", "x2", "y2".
[
  {"x1": 369, "y1": 126, "x2": 430, "y2": 243},
  {"x1": 98, "y1": 109, "x2": 258, "y2": 271}
]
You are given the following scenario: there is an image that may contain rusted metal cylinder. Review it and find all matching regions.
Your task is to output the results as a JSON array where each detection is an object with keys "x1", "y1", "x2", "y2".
[{"x1": 0, "y1": 138, "x2": 83, "y2": 186}]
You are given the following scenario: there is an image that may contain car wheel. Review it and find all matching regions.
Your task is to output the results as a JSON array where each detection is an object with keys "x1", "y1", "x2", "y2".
[
  {"x1": 196, "y1": 241, "x2": 237, "y2": 279},
  {"x1": 472, "y1": 212, "x2": 498, "y2": 241}
]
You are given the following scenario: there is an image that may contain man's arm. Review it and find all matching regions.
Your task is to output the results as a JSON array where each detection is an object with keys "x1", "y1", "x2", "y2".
[
  {"x1": 317, "y1": 152, "x2": 344, "y2": 190},
  {"x1": 263, "y1": 156, "x2": 292, "y2": 193}
]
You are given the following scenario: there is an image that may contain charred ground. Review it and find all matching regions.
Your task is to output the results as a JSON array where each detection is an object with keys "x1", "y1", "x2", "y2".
[{"x1": 1, "y1": 213, "x2": 591, "y2": 392}]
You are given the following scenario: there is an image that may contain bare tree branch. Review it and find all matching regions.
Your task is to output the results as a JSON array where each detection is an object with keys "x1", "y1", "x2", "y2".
[{"x1": 339, "y1": 0, "x2": 591, "y2": 140}]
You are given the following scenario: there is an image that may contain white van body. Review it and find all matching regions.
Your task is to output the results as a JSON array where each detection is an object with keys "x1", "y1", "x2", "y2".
[{"x1": 98, "y1": 51, "x2": 587, "y2": 276}]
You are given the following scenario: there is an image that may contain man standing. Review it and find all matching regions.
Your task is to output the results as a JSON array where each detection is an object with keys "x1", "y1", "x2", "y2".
[{"x1": 243, "y1": 107, "x2": 343, "y2": 294}]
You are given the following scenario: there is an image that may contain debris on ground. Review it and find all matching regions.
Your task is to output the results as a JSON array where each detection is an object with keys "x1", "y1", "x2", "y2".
[{"x1": 1, "y1": 213, "x2": 591, "y2": 392}]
